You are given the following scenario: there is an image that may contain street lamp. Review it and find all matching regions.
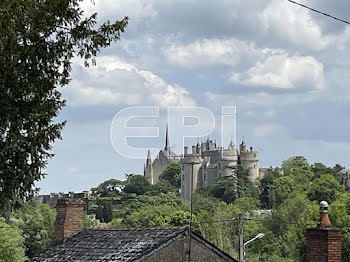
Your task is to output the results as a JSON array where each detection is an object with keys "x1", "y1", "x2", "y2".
[{"x1": 243, "y1": 233, "x2": 265, "y2": 260}]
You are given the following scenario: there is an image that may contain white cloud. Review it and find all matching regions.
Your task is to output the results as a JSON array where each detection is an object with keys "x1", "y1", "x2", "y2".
[
  {"x1": 164, "y1": 38, "x2": 285, "y2": 68},
  {"x1": 230, "y1": 53, "x2": 325, "y2": 91},
  {"x1": 261, "y1": 0, "x2": 350, "y2": 51},
  {"x1": 63, "y1": 57, "x2": 195, "y2": 107},
  {"x1": 164, "y1": 38, "x2": 253, "y2": 68}
]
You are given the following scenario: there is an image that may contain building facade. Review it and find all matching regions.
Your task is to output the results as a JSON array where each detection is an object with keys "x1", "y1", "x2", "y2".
[
  {"x1": 144, "y1": 126, "x2": 180, "y2": 184},
  {"x1": 144, "y1": 127, "x2": 262, "y2": 201},
  {"x1": 180, "y1": 138, "x2": 259, "y2": 201}
]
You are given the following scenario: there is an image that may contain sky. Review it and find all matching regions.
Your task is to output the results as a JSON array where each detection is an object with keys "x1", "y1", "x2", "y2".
[{"x1": 37, "y1": 0, "x2": 350, "y2": 194}]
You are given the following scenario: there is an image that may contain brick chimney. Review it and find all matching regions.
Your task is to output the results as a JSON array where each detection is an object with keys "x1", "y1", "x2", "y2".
[
  {"x1": 54, "y1": 198, "x2": 85, "y2": 242},
  {"x1": 306, "y1": 201, "x2": 342, "y2": 262}
]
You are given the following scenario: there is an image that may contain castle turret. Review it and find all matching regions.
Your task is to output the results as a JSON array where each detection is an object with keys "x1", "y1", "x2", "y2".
[
  {"x1": 240, "y1": 140, "x2": 246, "y2": 152},
  {"x1": 144, "y1": 149, "x2": 153, "y2": 184},
  {"x1": 239, "y1": 145, "x2": 259, "y2": 181},
  {"x1": 180, "y1": 145, "x2": 202, "y2": 201}
]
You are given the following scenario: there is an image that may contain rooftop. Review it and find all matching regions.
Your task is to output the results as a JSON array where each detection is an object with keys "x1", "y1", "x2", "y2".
[{"x1": 30, "y1": 226, "x2": 236, "y2": 262}]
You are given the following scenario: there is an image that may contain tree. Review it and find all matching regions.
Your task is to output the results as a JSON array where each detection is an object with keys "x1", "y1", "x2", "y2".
[
  {"x1": 307, "y1": 174, "x2": 346, "y2": 204},
  {"x1": 123, "y1": 174, "x2": 150, "y2": 196},
  {"x1": 259, "y1": 170, "x2": 283, "y2": 208},
  {"x1": 0, "y1": 0, "x2": 128, "y2": 209},
  {"x1": 0, "y1": 217, "x2": 26, "y2": 262},
  {"x1": 268, "y1": 176, "x2": 296, "y2": 208},
  {"x1": 282, "y1": 156, "x2": 313, "y2": 185},
  {"x1": 91, "y1": 179, "x2": 124, "y2": 197},
  {"x1": 9, "y1": 202, "x2": 56, "y2": 257},
  {"x1": 159, "y1": 162, "x2": 181, "y2": 188}
]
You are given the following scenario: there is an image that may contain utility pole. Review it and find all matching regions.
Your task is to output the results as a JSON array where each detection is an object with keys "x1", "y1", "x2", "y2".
[
  {"x1": 188, "y1": 162, "x2": 194, "y2": 262},
  {"x1": 238, "y1": 213, "x2": 244, "y2": 262}
]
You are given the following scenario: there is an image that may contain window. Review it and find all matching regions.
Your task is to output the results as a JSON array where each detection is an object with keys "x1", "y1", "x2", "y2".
[
  {"x1": 218, "y1": 173, "x2": 221, "y2": 178},
  {"x1": 203, "y1": 173, "x2": 207, "y2": 182},
  {"x1": 254, "y1": 154, "x2": 256, "y2": 157},
  {"x1": 254, "y1": 164, "x2": 256, "y2": 168},
  {"x1": 204, "y1": 165, "x2": 207, "y2": 170},
  {"x1": 182, "y1": 164, "x2": 184, "y2": 170},
  {"x1": 182, "y1": 174, "x2": 184, "y2": 181},
  {"x1": 218, "y1": 163, "x2": 221, "y2": 169}
]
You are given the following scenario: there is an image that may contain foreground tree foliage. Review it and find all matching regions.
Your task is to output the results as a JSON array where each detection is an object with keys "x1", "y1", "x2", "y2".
[
  {"x1": 0, "y1": 217, "x2": 26, "y2": 262},
  {"x1": 9, "y1": 202, "x2": 56, "y2": 257},
  {"x1": 0, "y1": 0, "x2": 128, "y2": 209}
]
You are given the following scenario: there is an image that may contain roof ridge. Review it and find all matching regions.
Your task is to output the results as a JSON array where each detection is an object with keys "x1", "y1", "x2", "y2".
[{"x1": 88, "y1": 225, "x2": 188, "y2": 231}]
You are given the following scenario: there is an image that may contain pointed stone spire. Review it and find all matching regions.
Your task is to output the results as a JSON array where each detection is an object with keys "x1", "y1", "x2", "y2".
[
  {"x1": 145, "y1": 149, "x2": 153, "y2": 184},
  {"x1": 146, "y1": 149, "x2": 152, "y2": 167},
  {"x1": 164, "y1": 124, "x2": 169, "y2": 151}
]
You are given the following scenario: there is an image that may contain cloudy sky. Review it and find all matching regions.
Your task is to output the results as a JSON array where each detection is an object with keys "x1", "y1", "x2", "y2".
[{"x1": 38, "y1": 0, "x2": 350, "y2": 194}]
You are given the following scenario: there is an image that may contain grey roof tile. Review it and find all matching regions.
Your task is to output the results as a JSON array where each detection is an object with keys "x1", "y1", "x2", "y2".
[{"x1": 30, "y1": 227, "x2": 187, "y2": 262}]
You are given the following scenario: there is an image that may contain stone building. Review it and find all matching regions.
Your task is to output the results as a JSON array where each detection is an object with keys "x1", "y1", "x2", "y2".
[
  {"x1": 144, "y1": 125, "x2": 180, "y2": 184},
  {"x1": 339, "y1": 168, "x2": 350, "y2": 191},
  {"x1": 180, "y1": 138, "x2": 259, "y2": 201},
  {"x1": 144, "y1": 126, "x2": 261, "y2": 201},
  {"x1": 30, "y1": 198, "x2": 237, "y2": 262}
]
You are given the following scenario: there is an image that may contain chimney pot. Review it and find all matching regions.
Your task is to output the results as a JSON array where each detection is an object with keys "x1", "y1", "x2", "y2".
[{"x1": 318, "y1": 201, "x2": 332, "y2": 228}]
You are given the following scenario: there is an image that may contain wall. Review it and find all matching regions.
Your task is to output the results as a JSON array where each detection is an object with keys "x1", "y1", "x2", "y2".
[
  {"x1": 143, "y1": 235, "x2": 233, "y2": 262},
  {"x1": 306, "y1": 228, "x2": 341, "y2": 262}
]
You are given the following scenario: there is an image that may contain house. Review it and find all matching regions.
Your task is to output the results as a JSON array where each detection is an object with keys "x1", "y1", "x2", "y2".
[{"x1": 30, "y1": 199, "x2": 237, "y2": 262}]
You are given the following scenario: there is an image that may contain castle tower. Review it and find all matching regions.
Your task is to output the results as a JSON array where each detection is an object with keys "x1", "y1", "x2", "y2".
[
  {"x1": 239, "y1": 142, "x2": 259, "y2": 181},
  {"x1": 144, "y1": 149, "x2": 153, "y2": 184},
  {"x1": 180, "y1": 145, "x2": 202, "y2": 201}
]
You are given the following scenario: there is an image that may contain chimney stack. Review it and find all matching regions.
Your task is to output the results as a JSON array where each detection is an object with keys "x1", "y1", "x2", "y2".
[
  {"x1": 306, "y1": 201, "x2": 341, "y2": 262},
  {"x1": 184, "y1": 146, "x2": 188, "y2": 155},
  {"x1": 192, "y1": 145, "x2": 196, "y2": 155},
  {"x1": 54, "y1": 198, "x2": 85, "y2": 242}
]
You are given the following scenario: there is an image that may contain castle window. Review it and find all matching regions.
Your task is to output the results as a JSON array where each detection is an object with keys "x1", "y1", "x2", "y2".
[
  {"x1": 218, "y1": 172, "x2": 221, "y2": 178},
  {"x1": 182, "y1": 174, "x2": 184, "y2": 181},
  {"x1": 254, "y1": 164, "x2": 256, "y2": 168},
  {"x1": 182, "y1": 164, "x2": 184, "y2": 170},
  {"x1": 218, "y1": 163, "x2": 221, "y2": 169},
  {"x1": 204, "y1": 165, "x2": 207, "y2": 170},
  {"x1": 254, "y1": 154, "x2": 256, "y2": 157},
  {"x1": 203, "y1": 174, "x2": 207, "y2": 182}
]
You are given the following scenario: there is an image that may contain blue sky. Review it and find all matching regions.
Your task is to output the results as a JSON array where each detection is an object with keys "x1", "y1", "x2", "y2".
[{"x1": 37, "y1": 0, "x2": 350, "y2": 194}]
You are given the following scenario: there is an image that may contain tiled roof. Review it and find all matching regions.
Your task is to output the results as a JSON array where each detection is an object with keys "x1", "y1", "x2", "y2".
[{"x1": 30, "y1": 227, "x2": 187, "y2": 262}]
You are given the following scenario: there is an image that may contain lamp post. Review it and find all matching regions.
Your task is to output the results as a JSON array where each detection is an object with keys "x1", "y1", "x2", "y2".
[{"x1": 243, "y1": 233, "x2": 265, "y2": 261}]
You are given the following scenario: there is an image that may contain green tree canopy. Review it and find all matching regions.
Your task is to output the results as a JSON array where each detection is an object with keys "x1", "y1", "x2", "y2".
[
  {"x1": 0, "y1": 0, "x2": 128, "y2": 209},
  {"x1": 0, "y1": 217, "x2": 26, "y2": 262},
  {"x1": 123, "y1": 174, "x2": 151, "y2": 196},
  {"x1": 268, "y1": 176, "x2": 296, "y2": 208},
  {"x1": 307, "y1": 174, "x2": 346, "y2": 204},
  {"x1": 159, "y1": 162, "x2": 181, "y2": 188},
  {"x1": 9, "y1": 202, "x2": 56, "y2": 258},
  {"x1": 91, "y1": 179, "x2": 124, "y2": 197}
]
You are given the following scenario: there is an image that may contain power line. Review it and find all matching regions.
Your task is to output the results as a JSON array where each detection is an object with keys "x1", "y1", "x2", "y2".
[{"x1": 287, "y1": 0, "x2": 350, "y2": 25}]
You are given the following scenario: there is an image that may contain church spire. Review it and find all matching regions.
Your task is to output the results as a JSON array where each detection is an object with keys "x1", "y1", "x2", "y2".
[
  {"x1": 164, "y1": 124, "x2": 169, "y2": 151},
  {"x1": 146, "y1": 149, "x2": 152, "y2": 167}
]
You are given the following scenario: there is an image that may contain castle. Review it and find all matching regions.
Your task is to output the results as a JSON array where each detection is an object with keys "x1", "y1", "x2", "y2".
[{"x1": 144, "y1": 127, "x2": 260, "y2": 201}]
